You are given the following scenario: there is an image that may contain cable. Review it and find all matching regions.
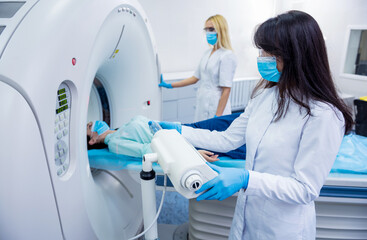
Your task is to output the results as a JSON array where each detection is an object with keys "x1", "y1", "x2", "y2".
[{"x1": 127, "y1": 174, "x2": 167, "y2": 240}]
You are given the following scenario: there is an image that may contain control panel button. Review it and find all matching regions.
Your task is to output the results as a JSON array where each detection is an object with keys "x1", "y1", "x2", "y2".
[
  {"x1": 55, "y1": 83, "x2": 71, "y2": 178},
  {"x1": 57, "y1": 168, "x2": 63, "y2": 176},
  {"x1": 55, "y1": 158, "x2": 62, "y2": 166},
  {"x1": 57, "y1": 132, "x2": 63, "y2": 140}
]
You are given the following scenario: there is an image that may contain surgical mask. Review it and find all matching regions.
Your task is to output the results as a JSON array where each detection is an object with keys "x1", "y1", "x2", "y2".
[
  {"x1": 92, "y1": 120, "x2": 109, "y2": 135},
  {"x1": 257, "y1": 57, "x2": 281, "y2": 82},
  {"x1": 206, "y1": 32, "x2": 217, "y2": 45}
]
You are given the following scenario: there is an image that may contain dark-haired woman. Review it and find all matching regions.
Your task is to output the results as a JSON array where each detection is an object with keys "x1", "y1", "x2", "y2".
[{"x1": 161, "y1": 10, "x2": 353, "y2": 239}]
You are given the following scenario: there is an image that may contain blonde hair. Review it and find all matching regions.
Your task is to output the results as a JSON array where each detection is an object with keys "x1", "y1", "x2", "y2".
[{"x1": 206, "y1": 14, "x2": 232, "y2": 50}]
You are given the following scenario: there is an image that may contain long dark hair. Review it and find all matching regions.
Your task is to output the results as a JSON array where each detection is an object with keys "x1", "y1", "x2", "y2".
[
  {"x1": 253, "y1": 10, "x2": 353, "y2": 134},
  {"x1": 87, "y1": 136, "x2": 108, "y2": 150}
]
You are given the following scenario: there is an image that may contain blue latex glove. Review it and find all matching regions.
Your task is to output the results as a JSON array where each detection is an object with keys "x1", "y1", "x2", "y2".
[
  {"x1": 195, "y1": 162, "x2": 249, "y2": 201},
  {"x1": 157, "y1": 121, "x2": 182, "y2": 134},
  {"x1": 148, "y1": 120, "x2": 162, "y2": 134},
  {"x1": 158, "y1": 75, "x2": 172, "y2": 89},
  {"x1": 214, "y1": 115, "x2": 218, "y2": 118}
]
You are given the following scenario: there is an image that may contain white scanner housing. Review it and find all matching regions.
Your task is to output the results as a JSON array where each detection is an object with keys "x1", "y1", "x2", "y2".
[
  {"x1": 0, "y1": 0, "x2": 161, "y2": 239},
  {"x1": 150, "y1": 130, "x2": 218, "y2": 199}
]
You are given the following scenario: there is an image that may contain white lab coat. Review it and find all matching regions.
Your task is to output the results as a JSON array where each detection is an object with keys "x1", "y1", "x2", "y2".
[
  {"x1": 193, "y1": 48, "x2": 237, "y2": 122},
  {"x1": 182, "y1": 86, "x2": 345, "y2": 239}
]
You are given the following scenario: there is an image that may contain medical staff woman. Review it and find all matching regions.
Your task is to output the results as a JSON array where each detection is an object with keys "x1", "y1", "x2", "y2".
[
  {"x1": 159, "y1": 11, "x2": 353, "y2": 239},
  {"x1": 159, "y1": 14, "x2": 237, "y2": 121}
]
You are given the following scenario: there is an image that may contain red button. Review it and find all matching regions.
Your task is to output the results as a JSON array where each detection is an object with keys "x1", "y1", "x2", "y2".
[{"x1": 72, "y1": 58, "x2": 76, "y2": 66}]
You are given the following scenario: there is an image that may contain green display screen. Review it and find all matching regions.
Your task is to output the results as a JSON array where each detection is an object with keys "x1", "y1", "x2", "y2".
[
  {"x1": 58, "y1": 94, "x2": 66, "y2": 101},
  {"x1": 55, "y1": 104, "x2": 69, "y2": 114},
  {"x1": 58, "y1": 88, "x2": 66, "y2": 95},
  {"x1": 59, "y1": 99, "x2": 67, "y2": 106}
]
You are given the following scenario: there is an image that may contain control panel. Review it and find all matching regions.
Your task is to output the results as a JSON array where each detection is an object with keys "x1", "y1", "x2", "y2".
[{"x1": 54, "y1": 83, "x2": 71, "y2": 177}]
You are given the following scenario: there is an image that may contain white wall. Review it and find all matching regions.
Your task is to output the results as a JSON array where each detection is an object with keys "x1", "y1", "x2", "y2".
[
  {"x1": 138, "y1": 0, "x2": 275, "y2": 78},
  {"x1": 139, "y1": 0, "x2": 367, "y2": 97},
  {"x1": 275, "y1": 0, "x2": 367, "y2": 97}
]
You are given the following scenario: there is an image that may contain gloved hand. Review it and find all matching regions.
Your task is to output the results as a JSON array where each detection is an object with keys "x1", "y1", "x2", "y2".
[
  {"x1": 214, "y1": 115, "x2": 218, "y2": 118},
  {"x1": 195, "y1": 162, "x2": 249, "y2": 201},
  {"x1": 158, "y1": 75, "x2": 172, "y2": 89},
  {"x1": 158, "y1": 121, "x2": 182, "y2": 134},
  {"x1": 148, "y1": 120, "x2": 162, "y2": 134}
]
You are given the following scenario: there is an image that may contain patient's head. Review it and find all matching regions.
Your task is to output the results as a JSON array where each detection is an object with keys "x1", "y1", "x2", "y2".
[{"x1": 87, "y1": 121, "x2": 113, "y2": 150}]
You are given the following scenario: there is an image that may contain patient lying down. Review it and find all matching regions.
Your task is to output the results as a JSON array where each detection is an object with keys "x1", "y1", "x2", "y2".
[{"x1": 87, "y1": 115, "x2": 219, "y2": 162}]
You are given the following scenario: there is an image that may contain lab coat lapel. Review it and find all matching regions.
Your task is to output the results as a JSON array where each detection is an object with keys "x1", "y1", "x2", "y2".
[{"x1": 247, "y1": 90, "x2": 277, "y2": 169}]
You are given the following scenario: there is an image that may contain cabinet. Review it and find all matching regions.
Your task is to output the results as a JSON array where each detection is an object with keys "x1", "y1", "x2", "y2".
[{"x1": 161, "y1": 72, "x2": 197, "y2": 123}]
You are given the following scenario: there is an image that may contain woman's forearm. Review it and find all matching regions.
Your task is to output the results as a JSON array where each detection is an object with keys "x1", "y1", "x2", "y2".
[
  {"x1": 171, "y1": 76, "x2": 199, "y2": 88},
  {"x1": 216, "y1": 87, "x2": 231, "y2": 116}
]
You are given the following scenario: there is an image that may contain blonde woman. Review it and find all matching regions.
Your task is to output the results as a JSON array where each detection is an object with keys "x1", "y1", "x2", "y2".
[{"x1": 159, "y1": 14, "x2": 237, "y2": 122}]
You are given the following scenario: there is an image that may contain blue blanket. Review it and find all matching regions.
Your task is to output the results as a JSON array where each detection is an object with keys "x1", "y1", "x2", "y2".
[{"x1": 332, "y1": 133, "x2": 367, "y2": 174}]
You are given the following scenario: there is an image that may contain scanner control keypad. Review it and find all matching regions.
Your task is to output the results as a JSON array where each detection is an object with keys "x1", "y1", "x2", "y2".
[{"x1": 54, "y1": 83, "x2": 71, "y2": 177}]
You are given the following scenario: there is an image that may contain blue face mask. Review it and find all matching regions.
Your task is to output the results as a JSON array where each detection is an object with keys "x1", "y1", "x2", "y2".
[
  {"x1": 206, "y1": 32, "x2": 217, "y2": 45},
  {"x1": 257, "y1": 57, "x2": 281, "y2": 82},
  {"x1": 92, "y1": 120, "x2": 110, "y2": 135}
]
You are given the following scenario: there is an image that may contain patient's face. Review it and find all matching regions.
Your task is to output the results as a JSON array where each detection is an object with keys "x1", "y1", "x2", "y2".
[
  {"x1": 87, "y1": 122, "x2": 93, "y2": 138},
  {"x1": 87, "y1": 122, "x2": 106, "y2": 145}
]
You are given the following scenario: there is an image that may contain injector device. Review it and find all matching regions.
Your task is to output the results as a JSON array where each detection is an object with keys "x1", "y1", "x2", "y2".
[{"x1": 150, "y1": 129, "x2": 218, "y2": 199}]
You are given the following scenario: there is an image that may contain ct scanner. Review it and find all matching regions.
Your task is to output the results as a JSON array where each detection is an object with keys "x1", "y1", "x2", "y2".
[{"x1": 0, "y1": 0, "x2": 161, "y2": 239}]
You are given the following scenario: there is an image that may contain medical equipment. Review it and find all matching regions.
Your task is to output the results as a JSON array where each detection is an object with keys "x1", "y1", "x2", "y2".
[
  {"x1": 0, "y1": 0, "x2": 161, "y2": 239},
  {"x1": 355, "y1": 99, "x2": 367, "y2": 137},
  {"x1": 315, "y1": 174, "x2": 367, "y2": 239},
  {"x1": 151, "y1": 129, "x2": 218, "y2": 199},
  {"x1": 188, "y1": 136, "x2": 367, "y2": 240},
  {"x1": 87, "y1": 132, "x2": 367, "y2": 239},
  {"x1": 138, "y1": 129, "x2": 217, "y2": 240}
]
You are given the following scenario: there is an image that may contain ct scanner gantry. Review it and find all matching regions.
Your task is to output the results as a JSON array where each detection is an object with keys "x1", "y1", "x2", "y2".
[{"x1": 0, "y1": 0, "x2": 162, "y2": 239}]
